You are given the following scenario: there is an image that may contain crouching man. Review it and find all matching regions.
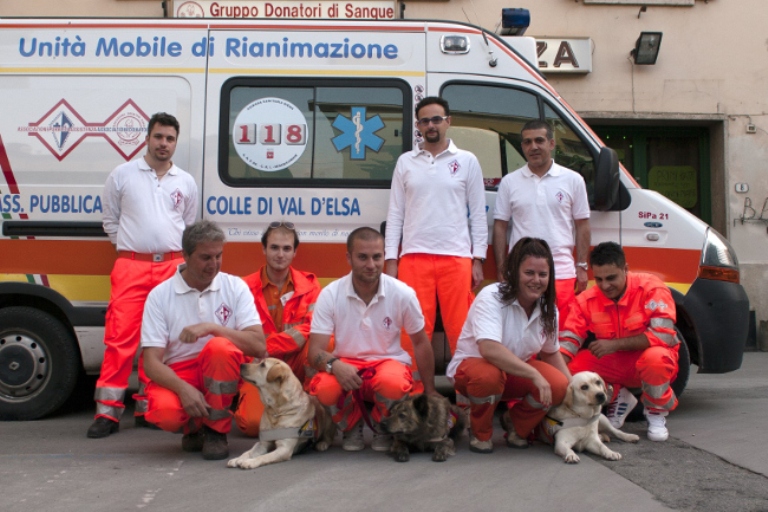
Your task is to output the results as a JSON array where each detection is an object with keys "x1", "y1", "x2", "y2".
[
  {"x1": 307, "y1": 227, "x2": 437, "y2": 452},
  {"x1": 142, "y1": 220, "x2": 266, "y2": 460},
  {"x1": 560, "y1": 242, "x2": 680, "y2": 442}
]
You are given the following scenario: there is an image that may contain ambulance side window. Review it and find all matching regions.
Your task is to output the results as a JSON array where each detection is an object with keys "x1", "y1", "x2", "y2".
[
  {"x1": 220, "y1": 78, "x2": 409, "y2": 187},
  {"x1": 543, "y1": 103, "x2": 596, "y2": 202}
]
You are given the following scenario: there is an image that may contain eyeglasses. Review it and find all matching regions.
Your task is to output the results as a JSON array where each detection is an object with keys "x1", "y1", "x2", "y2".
[
  {"x1": 268, "y1": 221, "x2": 295, "y2": 230},
  {"x1": 416, "y1": 116, "x2": 448, "y2": 126}
]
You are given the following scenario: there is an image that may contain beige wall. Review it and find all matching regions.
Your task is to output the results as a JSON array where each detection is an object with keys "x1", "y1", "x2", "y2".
[{"x1": 5, "y1": 0, "x2": 768, "y2": 324}]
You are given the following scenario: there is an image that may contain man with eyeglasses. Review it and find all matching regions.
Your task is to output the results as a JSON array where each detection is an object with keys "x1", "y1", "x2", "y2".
[
  {"x1": 234, "y1": 221, "x2": 323, "y2": 437},
  {"x1": 88, "y1": 112, "x2": 198, "y2": 439},
  {"x1": 385, "y1": 96, "x2": 488, "y2": 389}
]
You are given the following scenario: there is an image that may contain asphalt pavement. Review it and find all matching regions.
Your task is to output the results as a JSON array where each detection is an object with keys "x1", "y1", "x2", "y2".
[{"x1": 2, "y1": 352, "x2": 768, "y2": 512}]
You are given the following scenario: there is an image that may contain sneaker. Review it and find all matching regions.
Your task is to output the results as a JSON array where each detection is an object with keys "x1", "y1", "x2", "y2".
[
  {"x1": 371, "y1": 432, "x2": 393, "y2": 452},
  {"x1": 505, "y1": 431, "x2": 529, "y2": 449},
  {"x1": 181, "y1": 430, "x2": 205, "y2": 452},
  {"x1": 469, "y1": 436, "x2": 493, "y2": 454},
  {"x1": 605, "y1": 387, "x2": 638, "y2": 429},
  {"x1": 342, "y1": 421, "x2": 365, "y2": 452},
  {"x1": 645, "y1": 409, "x2": 669, "y2": 442},
  {"x1": 87, "y1": 417, "x2": 119, "y2": 438},
  {"x1": 201, "y1": 426, "x2": 229, "y2": 460}
]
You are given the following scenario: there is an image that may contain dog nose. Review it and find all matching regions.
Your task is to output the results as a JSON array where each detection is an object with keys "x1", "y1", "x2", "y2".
[{"x1": 596, "y1": 392, "x2": 606, "y2": 404}]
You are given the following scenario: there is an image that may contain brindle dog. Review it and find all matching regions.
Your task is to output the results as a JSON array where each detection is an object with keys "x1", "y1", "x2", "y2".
[{"x1": 379, "y1": 394, "x2": 466, "y2": 462}]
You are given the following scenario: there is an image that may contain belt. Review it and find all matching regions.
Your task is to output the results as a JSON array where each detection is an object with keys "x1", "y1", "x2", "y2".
[{"x1": 117, "y1": 251, "x2": 181, "y2": 262}]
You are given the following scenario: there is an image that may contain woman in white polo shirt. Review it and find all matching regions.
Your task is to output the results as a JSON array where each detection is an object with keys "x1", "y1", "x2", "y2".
[{"x1": 447, "y1": 237, "x2": 571, "y2": 454}]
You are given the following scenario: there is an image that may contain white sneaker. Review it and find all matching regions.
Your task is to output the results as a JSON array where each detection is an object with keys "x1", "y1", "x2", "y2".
[
  {"x1": 371, "y1": 432, "x2": 392, "y2": 452},
  {"x1": 645, "y1": 409, "x2": 669, "y2": 442},
  {"x1": 469, "y1": 436, "x2": 493, "y2": 454},
  {"x1": 342, "y1": 421, "x2": 364, "y2": 451},
  {"x1": 605, "y1": 387, "x2": 638, "y2": 428}
]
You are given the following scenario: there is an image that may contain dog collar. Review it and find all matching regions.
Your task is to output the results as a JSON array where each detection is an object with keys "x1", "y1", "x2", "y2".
[
  {"x1": 259, "y1": 418, "x2": 316, "y2": 442},
  {"x1": 542, "y1": 413, "x2": 600, "y2": 437},
  {"x1": 427, "y1": 410, "x2": 460, "y2": 443}
]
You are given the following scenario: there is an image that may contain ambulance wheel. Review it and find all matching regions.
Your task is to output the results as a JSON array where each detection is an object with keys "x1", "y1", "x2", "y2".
[{"x1": 0, "y1": 307, "x2": 80, "y2": 420}]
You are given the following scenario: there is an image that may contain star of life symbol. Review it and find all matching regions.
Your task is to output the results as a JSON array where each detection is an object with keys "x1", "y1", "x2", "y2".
[
  {"x1": 216, "y1": 303, "x2": 233, "y2": 325},
  {"x1": 382, "y1": 317, "x2": 393, "y2": 330},
  {"x1": 22, "y1": 99, "x2": 149, "y2": 161},
  {"x1": 331, "y1": 107, "x2": 384, "y2": 160},
  {"x1": 170, "y1": 189, "x2": 184, "y2": 210},
  {"x1": 646, "y1": 299, "x2": 668, "y2": 311},
  {"x1": 447, "y1": 159, "x2": 460, "y2": 175}
]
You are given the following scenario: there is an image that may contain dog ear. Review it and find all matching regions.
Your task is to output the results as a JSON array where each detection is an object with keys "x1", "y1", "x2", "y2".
[
  {"x1": 413, "y1": 394, "x2": 430, "y2": 418},
  {"x1": 266, "y1": 363, "x2": 289, "y2": 384}
]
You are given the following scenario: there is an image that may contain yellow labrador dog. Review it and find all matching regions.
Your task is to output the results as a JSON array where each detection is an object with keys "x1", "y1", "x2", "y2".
[
  {"x1": 541, "y1": 371, "x2": 640, "y2": 464},
  {"x1": 228, "y1": 358, "x2": 335, "y2": 470}
]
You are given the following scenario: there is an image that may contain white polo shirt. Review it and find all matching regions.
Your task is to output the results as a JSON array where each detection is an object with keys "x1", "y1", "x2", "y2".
[
  {"x1": 311, "y1": 273, "x2": 425, "y2": 365},
  {"x1": 103, "y1": 156, "x2": 198, "y2": 253},
  {"x1": 385, "y1": 139, "x2": 488, "y2": 260},
  {"x1": 446, "y1": 283, "x2": 559, "y2": 381},
  {"x1": 141, "y1": 266, "x2": 260, "y2": 365},
  {"x1": 494, "y1": 162, "x2": 589, "y2": 280}
]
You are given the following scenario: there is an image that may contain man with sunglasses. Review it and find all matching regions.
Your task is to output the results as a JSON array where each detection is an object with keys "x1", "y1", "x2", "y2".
[
  {"x1": 234, "y1": 221, "x2": 322, "y2": 436},
  {"x1": 385, "y1": 96, "x2": 488, "y2": 389}
]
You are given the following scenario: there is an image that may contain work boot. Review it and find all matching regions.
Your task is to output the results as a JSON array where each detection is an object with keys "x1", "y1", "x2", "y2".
[
  {"x1": 371, "y1": 432, "x2": 393, "y2": 452},
  {"x1": 469, "y1": 436, "x2": 493, "y2": 454},
  {"x1": 342, "y1": 421, "x2": 365, "y2": 452},
  {"x1": 605, "y1": 387, "x2": 638, "y2": 429},
  {"x1": 645, "y1": 409, "x2": 669, "y2": 442},
  {"x1": 201, "y1": 426, "x2": 229, "y2": 460},
  {"x1": 87, "y1": 417, "x2": 119, "y2": 438},
  {"x1": 182, "y1": 429, "x2": 205, "y2": 453},
  {"x1": 134, "y1": 415, "x2": 161, "y2": 430},
  {"x1": 500, "y1": 410, "x2": 528, "y2": 448}
]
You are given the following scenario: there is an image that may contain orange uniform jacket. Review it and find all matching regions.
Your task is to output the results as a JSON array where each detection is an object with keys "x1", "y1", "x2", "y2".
[
  {"x1": 559, "y1": 271, "x2": 680, "y2": 358},
  {"x1": 243, "y1": 266, "x2": 321, "y2": 381}
]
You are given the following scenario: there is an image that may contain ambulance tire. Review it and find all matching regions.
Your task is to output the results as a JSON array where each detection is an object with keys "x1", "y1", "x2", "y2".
[{"x1": 0, "y1": 307, "x2": 80, "y2": 421}]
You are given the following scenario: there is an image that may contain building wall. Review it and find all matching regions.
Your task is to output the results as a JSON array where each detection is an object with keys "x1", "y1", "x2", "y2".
[{"x1": 4, "y1": 0, "x2": 767, "y2": 326}]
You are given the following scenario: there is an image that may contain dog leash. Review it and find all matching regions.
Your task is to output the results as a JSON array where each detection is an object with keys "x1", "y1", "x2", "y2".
[{"x1": 336, "y1": 367, "x2": 379, "y2": 434}]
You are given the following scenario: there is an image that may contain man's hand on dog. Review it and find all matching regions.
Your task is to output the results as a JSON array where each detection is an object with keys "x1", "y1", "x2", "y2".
[
  {"x1": 532, "y1": 372, "x2": 553, "y2": 407},
  {"x1": 588, "y1": 339, "x2": 618, "y2": 359},
  {"x1": 332, "y1": 361, "x2": 363, "y2": 391},
  {"x1": 178, "y1": 381, "x2": 210, "y2": 418}
]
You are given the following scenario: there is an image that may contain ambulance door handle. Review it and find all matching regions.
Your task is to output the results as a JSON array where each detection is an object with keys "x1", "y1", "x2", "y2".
[{"x1": 646, "y1": 233, "x2": 660, "y2": 242}]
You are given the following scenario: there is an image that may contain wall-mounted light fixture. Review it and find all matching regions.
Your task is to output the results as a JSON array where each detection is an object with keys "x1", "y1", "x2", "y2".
[{"x1": 630, "y1": 32, "x2": 663, "y2": 65}]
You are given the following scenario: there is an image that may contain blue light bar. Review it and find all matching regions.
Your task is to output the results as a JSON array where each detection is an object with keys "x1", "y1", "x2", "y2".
[{"x1": 501, "y1": 8, "x2": 530, "y2": 36}]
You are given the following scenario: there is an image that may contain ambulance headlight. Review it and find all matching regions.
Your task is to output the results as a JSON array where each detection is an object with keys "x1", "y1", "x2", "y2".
[
  {"x1": 698, "y1": 228, "x2": 740, "y2": 283},
  {"x1": 441, "y1": 35, "x2": 470, "y2": 54}
]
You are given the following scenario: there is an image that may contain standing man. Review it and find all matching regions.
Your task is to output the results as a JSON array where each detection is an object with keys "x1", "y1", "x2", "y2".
[
  {"x1": 142, "y1": 220, "x2": 266, "y2": 460},
  {"x1": 88, "y1": 112, "x2": 198, "y2": 438},
  {"x1": 560, "y1": 242, "x2": 680, "y2": 442},
  {"x1": 493, "y1": 119, "x2": 590, "y2": 326},
  {"x1": 234, "y1": 221, "x2": 322, "y2": 436},
  {"x1": 385, "y1": 96, "x2": 488, "y2": 384},
  {"x1": 308, "y1": 227, "x2": 436, "y2": 452}
]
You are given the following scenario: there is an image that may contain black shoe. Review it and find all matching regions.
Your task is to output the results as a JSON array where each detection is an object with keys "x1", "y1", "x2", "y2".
[
  {"x1": 202, "y1": 426, "x2": 229, "y2": 460},
  {"x1": 134, "y1": 415, "x2": 161, "y2": 430},
  {"x1": 87, "y1": 417, "x2": 119, "y2": 438},
  {"x1": 182, "y1": 430, "x2": 205, "y2": 452}
]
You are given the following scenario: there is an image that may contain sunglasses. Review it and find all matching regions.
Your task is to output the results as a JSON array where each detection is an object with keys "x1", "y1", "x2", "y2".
[
  {"x1": 416, "y1": 115, "x2": 448, "y2": 126},
  {"x1": 268, "y1": 221, "x2": 295, "y2": 230}
]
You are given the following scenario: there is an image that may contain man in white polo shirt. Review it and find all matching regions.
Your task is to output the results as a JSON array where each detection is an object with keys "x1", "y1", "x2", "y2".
[
  {"x1": 308, "y1": 227, "x2": 436, "y2": 452},
  {"x1": 141, "y1": 220, "x2": 266, "y2": 460},
  {"x1": 88, "y1": 112, "x2": 198, "y2": 438},
  {"x1": 385, "y1": 96, "x2": 487, "y2": 390},
  {"x1": 493, "y1": 119, "x2": 590, "y2": 329}
]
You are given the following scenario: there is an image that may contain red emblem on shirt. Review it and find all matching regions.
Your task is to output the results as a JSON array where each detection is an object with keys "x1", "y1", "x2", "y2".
[
  {"x1": 382, "y1": 317, "x2": 393, "y2": 330},
  {"x1": 555, "y1": 191, "x2": 565, "y2": 203},
  {"x1": 447, "y1": 159, "x2": 460, "y2": 176},
  {"x1": 216, "y1": 303, "x2": 233, "y2": 325},
  {"x1": 170, "y1": 189, "x2": 184, "y2": 210}
]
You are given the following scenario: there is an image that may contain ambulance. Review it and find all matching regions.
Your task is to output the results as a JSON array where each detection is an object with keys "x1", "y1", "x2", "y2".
[{"x1": 0, "y1": 16, "x2": 749, "y2": 420}]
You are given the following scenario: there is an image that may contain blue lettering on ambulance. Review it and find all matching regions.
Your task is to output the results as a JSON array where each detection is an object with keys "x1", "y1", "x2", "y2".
[
  {"x1": 224, "y1": 37, "x2": 398, "y2": 60},
  {"x1": 28, "y1": 195, "x2": 102, "y2": 213}
]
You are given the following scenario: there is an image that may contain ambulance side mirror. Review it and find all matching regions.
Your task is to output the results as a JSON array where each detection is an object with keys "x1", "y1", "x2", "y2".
[{"x1": 593, "y1": 146, "x2": 620, "y2": 211}]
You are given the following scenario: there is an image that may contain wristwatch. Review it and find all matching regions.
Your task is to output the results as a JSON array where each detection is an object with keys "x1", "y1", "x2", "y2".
[
  {"x1": 325, "y1": 357, "x2": 339, "y2": 374},
  {"x1": 576, "y1": 262, "x2": 589, "y2": 271}
]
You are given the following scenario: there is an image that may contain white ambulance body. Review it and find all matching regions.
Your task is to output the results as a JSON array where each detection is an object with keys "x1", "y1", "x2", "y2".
[{"x1": 0, "y1": 18, "x2": 748, "y2": 420}]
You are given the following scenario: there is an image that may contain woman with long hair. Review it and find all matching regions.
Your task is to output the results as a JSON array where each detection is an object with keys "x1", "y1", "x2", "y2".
[{"x1": 446, "y1": 237, "x2": 571, "y2": 453}]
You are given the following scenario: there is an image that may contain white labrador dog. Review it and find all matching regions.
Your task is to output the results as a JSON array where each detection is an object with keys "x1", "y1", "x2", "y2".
[
  {"x1": 541, "y1": 371, "x2": 640, "y2": 464},
  {"x1": 228, "y1": 358, "x2": 335, "y2": 470}
]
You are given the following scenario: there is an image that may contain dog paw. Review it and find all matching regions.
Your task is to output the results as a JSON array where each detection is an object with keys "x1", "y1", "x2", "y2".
[
  {"x1": 603, "y1": 450, "x2": 622, "y2": 461},
  {"x1": 432, "y1": 453, "x2": 447, "y2": 462},
  {"x1": 395, "y1": 452, "x2": 410, "y2": 463},
  {"x1": 564, "y1": 453, "x2": 580, "y2": 464},
  {"x1": 314, "y1": 441, "x2": 330, "y2": 452},
  {"x1": 227, "y1": 458, "x2": 242, "y2": 468},
  {"x1": 625, "y1": 434, "x2": 640, "y2": 443},
  {"x1": 238, "y1": 459, "x2": 263, "y2": 470}
]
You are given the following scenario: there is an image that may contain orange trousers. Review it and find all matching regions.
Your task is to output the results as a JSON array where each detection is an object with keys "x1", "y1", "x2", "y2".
[
  {"x1": 453, "y1": 357, "x2": 569, "y2": 442},
  {"x1": 569, "y1": 346, "x2": 679, "y2": 412},
  {"x1": 95, "y1": 256, "x2": 181, "y2": 421},
  {"x1": 554, "y1": 277, "x2": 576, "y2": 332},
  {"x1": 398, "y1": 254, "x2": 473, "y2": 390},
  {"x1": 308, "y1": 358, "x2": 413, "y2": 432},
  {"x1": 144, "y1": 337, "x2": 246, "y2": 435}
]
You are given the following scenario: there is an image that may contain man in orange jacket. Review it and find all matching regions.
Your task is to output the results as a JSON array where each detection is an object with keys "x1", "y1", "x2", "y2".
[
  {"x1": 560, "y1": 241, "x2": 680, "y2": 442},
  {"x1": 234, "y1": 221, "x2": 322, "y2": 436}
]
